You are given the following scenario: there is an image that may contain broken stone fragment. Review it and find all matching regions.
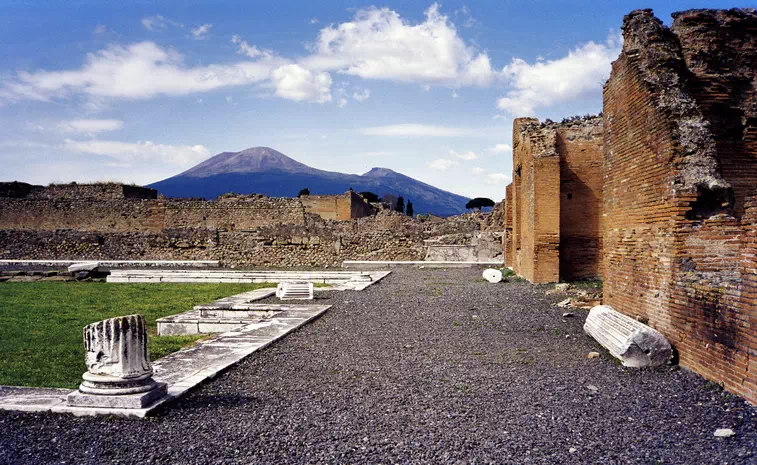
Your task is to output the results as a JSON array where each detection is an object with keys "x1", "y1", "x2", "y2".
[
  {"x1": 482, "y1": 268, "x2": 503, "y2": 283},
  {"x1": 276, "y1": 281, "x2": 314, "y2": 300},
  {"x1": 556, "y1": 298, "x2": 572, "y2": 308},
  {"x1": 584, "y1": 305, "x2": 673, "y2": 368},
  {"x1": 67, "y1": 261, "x2": 99, "y2": 272},
  {"x1": 714, "y1": 428, "x2": 735, "y2": 438},
  {"x1": 587, "y1": 352, "x2": 600, "y2": 359}
]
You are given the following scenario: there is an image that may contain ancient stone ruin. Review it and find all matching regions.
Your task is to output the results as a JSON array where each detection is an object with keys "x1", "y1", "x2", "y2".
[
  {"x1": 504, "y1": 116, "x2": 603, "y2": 283},
  {"x1": 67, "y1": 314, "x2": 167, "y2": 409},
  {"x1": 0, "y1": 182, "x2": 501, "y2": 267},
  {"x1": 504, "y1": 8, "x2": 757, "y2": 404}
]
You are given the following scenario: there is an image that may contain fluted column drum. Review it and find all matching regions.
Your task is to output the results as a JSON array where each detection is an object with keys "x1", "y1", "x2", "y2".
[{"x1": 77, "y1": 314, "x2": 162, "y2": 397}]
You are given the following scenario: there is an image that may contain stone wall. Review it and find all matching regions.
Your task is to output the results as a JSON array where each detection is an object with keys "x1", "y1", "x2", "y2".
[
  {"x1": 0, "y1": 184, "x2": 490, "y2": 267},
  {"x1": 299, "y1": 191, "x2": 373, "y2": 221},
  {"x1": 0, "y1": 187, "x2": 375, "y2": 233},
  {"x1": 504, "y1": 117, "x2": 603, "y2": 283},
  {"x1": 602, "y1": 8, "x2": 757, "y2": 404},
  {"x1": 0, "y1": 211, "x2": 485, "y2": 267}
]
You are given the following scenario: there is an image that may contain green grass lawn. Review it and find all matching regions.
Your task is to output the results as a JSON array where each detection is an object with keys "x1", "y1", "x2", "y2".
[{"x1": 0, "y1": 281, "x2": 275, "y2": 389}]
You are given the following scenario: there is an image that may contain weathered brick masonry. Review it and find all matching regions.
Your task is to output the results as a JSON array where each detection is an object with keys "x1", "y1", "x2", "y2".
[
  {"x1": 0, "y1": 183, "x2": 486, "y2": 267},
  {"x1": 603, "y1": 9, "x2": 757, "y2": 403},
  {"x1": 503, "y1": 117, "x2": 603, "y2": 283}
]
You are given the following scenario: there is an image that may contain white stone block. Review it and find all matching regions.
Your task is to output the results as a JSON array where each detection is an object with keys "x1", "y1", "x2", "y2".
[
  {"x1": 482, "y1": 268, "x2": 503, "y2": 283},
  {"x1": 276, "y1": 281, "x2": 314, "y2": 300},
  {"x1": 68, "y1": 261, "x2": 100, "y2": 272},
  {"x1": 583, "y1": 305, "x2": 672, "y2": 367}
]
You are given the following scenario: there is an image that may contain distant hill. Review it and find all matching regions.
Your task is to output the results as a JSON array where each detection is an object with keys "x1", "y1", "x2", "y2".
[{"x1": 148, "y1": 147, "x2": 469, "y2": 216}]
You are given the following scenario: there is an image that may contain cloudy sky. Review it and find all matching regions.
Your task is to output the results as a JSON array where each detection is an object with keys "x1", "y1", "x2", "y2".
[{"x1": 0, "y1": 0, "x2": 736, "y2": 200}]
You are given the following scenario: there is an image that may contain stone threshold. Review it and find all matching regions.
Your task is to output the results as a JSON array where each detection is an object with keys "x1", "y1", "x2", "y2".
[
  {"x1": 342, "y1": 260, "x2": 504, "y2": 269},
  {"x1": 0, "y1": 304, "x2": 331, "y2": 418},
  {"x1": 107, "y1": 270, "x2": 391, "y2": 291}
]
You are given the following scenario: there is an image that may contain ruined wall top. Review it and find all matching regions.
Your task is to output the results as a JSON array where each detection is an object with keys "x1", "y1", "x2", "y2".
[
  {"x1": 0, "y1": 182, "x2": 157, "y2": 200},
  {"x1": 618, "y1": 9, "x2": 729, "y2": 195},
  {"x1": 513, "y1": 116, "x2": 602, "y2": 160}
]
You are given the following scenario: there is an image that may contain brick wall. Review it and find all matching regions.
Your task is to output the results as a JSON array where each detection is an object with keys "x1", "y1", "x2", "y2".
[
  {"x1": 504, "y1": 117, "x2": 603, "y2": 283},
  {"x1": 603, "y1": 8, "x2": 757, "y2": 404},
  {"x1": 504, "y1": 184, "x2": 514, "y2": 268},
  {"x1": 557, "y1": 121, "x2": 604, "y2": 280}
]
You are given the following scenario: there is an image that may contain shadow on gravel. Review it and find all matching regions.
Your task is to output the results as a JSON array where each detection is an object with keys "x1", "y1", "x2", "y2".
[{"x1": 160, "y1": 393, "x2": 264, "y2": 414}]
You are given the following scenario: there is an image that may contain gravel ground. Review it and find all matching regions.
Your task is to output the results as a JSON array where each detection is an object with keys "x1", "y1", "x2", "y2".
[{"x1": 2, "y1": 268, "x2": 756, "y2": 464}]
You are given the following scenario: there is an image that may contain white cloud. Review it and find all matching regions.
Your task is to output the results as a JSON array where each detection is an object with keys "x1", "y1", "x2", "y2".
[
  {"x1": 497, "y1": 33, "x2": 621, "y2": 115},
  {"x1": 352, "y1": 89, "x2": 371, "y2": 102},
  {"x1": 225, "y1": 96, "x2": 235, "y2": 105},
  {"x1": 489, "y1": 143, "x2": 512, "y2": 153},
  {"x1": 359, "y1": 124, "x2": 474, "y2": 137},
  {"x1": 471, "y1": 167, "x2": 484, "y2": 174},
  {"x1": 337, "y1": 97, "x2": 347, "y2": 108},
  {"x1": 93, "y1": 24, "x2": 107, "y2": 35},
  {"x1": 450, "y1": 149, "x2": 477, "y2": 160},
  {"x1": 141, "y1": 15, "x2": 182, "y2": 31},
  {"x1": 429, "y1": 158, "x2": 458, "y2": 170},
  {"x1": 57, "y1": 119, "x2": 124, "y2": 134},
  {"x1": 487, "y1": 172, "x2": 511, "y2": 184},
  {"x1": 310, "y1": 18, "x2": 319, "y2": 24},
  {"x1": 455, "y1": 6, "x2": 479, "y2": 28},
  {"x1": 270, "y1": 64, "x2": 332, "y2": 103},
  {"x1": 62, "y1": 139, "x2": 210, "y2": 166},
  {"x1": 231, "y1": 35, "x2": 271, "y2": 59},
  {"x1": 190, "y1": 24, "x2": 212, "y2": 39},
  {"x1": 302, "y1": 3, "x2": 494, "y2": 87},
  {"x1": 452, "y1": 90, "x2": 459, "y2": 98},
  {"x1": 0, "y1": 41, "x2": 291, "y2": 103}
]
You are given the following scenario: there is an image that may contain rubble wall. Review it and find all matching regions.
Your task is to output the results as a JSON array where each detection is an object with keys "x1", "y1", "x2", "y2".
[{"x1": 0, "y1": 184, "x2": 488, "y2": 267}]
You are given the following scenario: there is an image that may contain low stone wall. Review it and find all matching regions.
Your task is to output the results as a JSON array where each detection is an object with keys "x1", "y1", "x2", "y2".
[{"x1": 0, "y1": 211, "x2": 492, "y2": 267}]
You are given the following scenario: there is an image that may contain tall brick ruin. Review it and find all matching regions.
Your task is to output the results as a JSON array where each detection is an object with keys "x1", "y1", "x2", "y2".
[
  {"x1": 603, "y1": 8, "x2": 757, "y2": 404},
  {"x1": 505, "y1": 8, "x2": 757, "y2": 403},
  {"x1": 503, "y1": 116, "x2": 604, "y2": 283}
]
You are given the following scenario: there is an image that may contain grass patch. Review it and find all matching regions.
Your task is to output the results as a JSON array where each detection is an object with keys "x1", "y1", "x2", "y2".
[
  {"x1": 149, "y1": 334, "x2": 209, "y2": 360},
  {"x1": 0, "y1": 281, "x2": 274, "y2": 389}
]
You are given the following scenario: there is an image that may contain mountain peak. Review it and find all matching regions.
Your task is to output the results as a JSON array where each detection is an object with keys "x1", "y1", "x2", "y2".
[
  {"x1": 177, "y1": 146, "x2": 313, "y2": 178},
  {"x1": 363, "y1": 167, "x2": 399, "y2": 178},
  {"x1": 149, "y1": 147, "x2": 471, "y2": 216}
]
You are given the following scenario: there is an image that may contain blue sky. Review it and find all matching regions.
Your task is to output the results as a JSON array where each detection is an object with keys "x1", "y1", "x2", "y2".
[{"x1": 0, "y1": 0, "x2": 743, "y2": 200}]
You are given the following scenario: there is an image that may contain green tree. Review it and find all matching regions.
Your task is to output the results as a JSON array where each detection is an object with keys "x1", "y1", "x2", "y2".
[
  {"x1": 297, "y1": 188, "x2": 310, "y2": 197},
  {"x1": 465, "y1": 197, "x2": 495, "y2": 210},
  {"x1": 406, "y1": 201, "x2": 414, "y2": 217},
  {"x1": 395, "y1": 196, "x2": 405, "y2": 213},
  {"x1": 359, "y1": 191, "x2": 379, "y2": 203}
]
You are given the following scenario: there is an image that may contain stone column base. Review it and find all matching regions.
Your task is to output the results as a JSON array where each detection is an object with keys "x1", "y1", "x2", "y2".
[{"x1": 67, "y1": 373, "x2": 167, "y2": 409}]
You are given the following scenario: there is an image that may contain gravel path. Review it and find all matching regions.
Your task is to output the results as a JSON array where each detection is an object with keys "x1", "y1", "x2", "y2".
[{"x1": 2, "y1": 268, "x2": 756, "y2": 464}]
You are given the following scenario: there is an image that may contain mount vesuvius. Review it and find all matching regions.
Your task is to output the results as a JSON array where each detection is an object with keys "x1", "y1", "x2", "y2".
[{"x1": 148, "y1": 147, "x2": 470, "y2": 216}]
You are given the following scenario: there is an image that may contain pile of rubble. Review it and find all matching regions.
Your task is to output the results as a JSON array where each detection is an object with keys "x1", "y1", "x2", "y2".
[{"x1": 547, "y1": 283, "x2": 602, "y2": 309}]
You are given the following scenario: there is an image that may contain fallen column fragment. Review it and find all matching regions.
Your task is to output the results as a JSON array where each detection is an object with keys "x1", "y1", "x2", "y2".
[
  {"x1": 276, "y1": 281, "x2": 314, "y2": 300},
  {"x1": 583, "y1": 305, "x2": 672, "y2": 367}
]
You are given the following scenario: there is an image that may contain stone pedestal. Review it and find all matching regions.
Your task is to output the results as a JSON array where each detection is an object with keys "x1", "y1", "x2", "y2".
[{"x1": 67, "y1": 314, "x2": 166, "y2": 409}]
